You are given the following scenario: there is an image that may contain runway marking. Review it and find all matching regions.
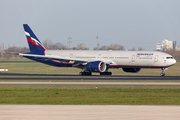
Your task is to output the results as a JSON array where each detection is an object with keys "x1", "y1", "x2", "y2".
[{"x1": 0, "y1": 69, "x2": 8, "y2": 71}]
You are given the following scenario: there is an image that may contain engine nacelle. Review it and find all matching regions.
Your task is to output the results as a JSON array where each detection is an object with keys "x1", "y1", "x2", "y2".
[
  {"x1": 122, "y1": 68, "x2": 141, "y2": 73},
  {"x1": 86, "y1": 61, "x2": 106, "y2": 72}
]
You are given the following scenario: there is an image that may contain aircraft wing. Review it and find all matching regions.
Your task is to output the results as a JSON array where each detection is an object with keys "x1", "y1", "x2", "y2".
[
  {"x1": 19, "y1": 53, "x2": 88, "y2": 63},
  {"x1": 4, "y1": 52, "x2": 20, "y2": 55},
  {"x1": 5, "y1": 52, "x2": 112, "y2": 65}
]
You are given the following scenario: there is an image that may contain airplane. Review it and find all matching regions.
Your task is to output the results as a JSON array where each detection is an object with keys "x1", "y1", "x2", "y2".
[{"x1": 14, "y1": 24, "x2": 177, "y2": 76}]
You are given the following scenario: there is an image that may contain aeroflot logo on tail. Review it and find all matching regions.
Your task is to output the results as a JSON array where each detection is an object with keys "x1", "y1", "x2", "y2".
[
  {"x1": 137, "y1": 53, "x2": 153, "y2": 56},
  {"x1": 25, "y1": 31, "x2": 45, "y2": 49}
]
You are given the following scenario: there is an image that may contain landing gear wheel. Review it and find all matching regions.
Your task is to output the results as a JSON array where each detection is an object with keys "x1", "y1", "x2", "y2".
[
  {"x1": 79, "y1": 72, "x2": 92, "y2": 76},
  {"x1": 100, "y1": 72, "x2": 112, "y2": 76},
  {"x1": 160, "y1": 73, "x2": 165, "y2": 76},
  {"x1": 160, "y1": 67, "x2": 167, "y2": 76}
]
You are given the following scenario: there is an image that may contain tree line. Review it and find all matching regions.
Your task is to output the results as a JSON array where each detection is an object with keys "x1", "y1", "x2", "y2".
[{"x1": 0, "y1": 39, "x2": 179, "y2": 60}]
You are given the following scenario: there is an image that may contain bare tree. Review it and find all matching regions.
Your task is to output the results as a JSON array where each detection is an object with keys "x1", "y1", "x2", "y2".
[
  {"x1": 73, "y1": 43, "x2": 89, "y2": 50},
  {"x1": 43, "y1": 40, "x2": 69, "y2": 50},
  {"x1": 43, "y1": 39, "x2": 53, "y2": 50},
  {"x1": 3, "y1": 45, "x2": 29, "y2": 60},
  {"x1": 138, "y1": 47, "x2": 145, "y2": 51},
  {"x1": 4, "y1": 46, "x2": 29, "y2": 53},
  {"x1": 94, "y1": 44, "x2": 124, "y2": 50},
  {"x1": 108, "y1": 44, "x2": 124, "y2": 50},
  {"x1": 99, "y1": 45, "x2": 109, "y2": 50},
  {"x1": 93, "y1": 47, "x2": 98, "y2": 50},
  {"x1": 72, "y1": 47, "x2": 78, "y2": 50},
  {"x1": 19, "y1": 47, "x2": 30, "y2": 52},
  {"x1": 52, "y1": 42, "x2": 68, "y2": 50},
  {"x1": 129, "y1": 47, "x2": 136, "y2": 51},
  {"x1": 0, "y1": 44, "x2": 3, "y2": 57}
]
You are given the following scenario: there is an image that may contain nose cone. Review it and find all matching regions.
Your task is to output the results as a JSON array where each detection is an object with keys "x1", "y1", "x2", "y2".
[
  {"x1": 173, "y1": 59, "x2": 177, "y2": 65},
  {"x1": 170, "y1": 59, "x2": 176, "y2": 66},
  {"x1": 166, "y1": 59, "x2": 176, "y2": 66}
]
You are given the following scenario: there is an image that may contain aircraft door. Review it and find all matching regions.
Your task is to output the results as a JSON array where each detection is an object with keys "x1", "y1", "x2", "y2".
[
  {"x1": 131, "y1": 55, "x2": 135, "y2": 62},
  {"x1": 70, "y1": 54, "x2": 73, "y2": 58},
  {"x1": 98, "y1": 54, "x2": 101, "y2": 60},
  {"x1": 154, "y1": 55, "x2": 158, "y2": 62}
]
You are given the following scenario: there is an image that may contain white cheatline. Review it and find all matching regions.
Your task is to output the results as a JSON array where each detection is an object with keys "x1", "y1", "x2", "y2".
[{"x1": 25, "y1": 31, "x2": 30, "y2": 36}]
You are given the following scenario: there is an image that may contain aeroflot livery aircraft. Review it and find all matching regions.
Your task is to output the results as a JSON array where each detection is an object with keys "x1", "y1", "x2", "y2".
[{"x1": 17, "y1": 24, "x2": 176, "y2": 76}]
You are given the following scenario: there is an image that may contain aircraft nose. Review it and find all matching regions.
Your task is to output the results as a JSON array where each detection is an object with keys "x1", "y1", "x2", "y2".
[
  {"x1": 173, "y1": 59, "x2": 177, "y2": 65},
  {"x1": 166, "y1": 59, "x2": 176, "y2": 66},
  {"x1": 170, "y1": 59, "x2": 176, "y2": 66}
]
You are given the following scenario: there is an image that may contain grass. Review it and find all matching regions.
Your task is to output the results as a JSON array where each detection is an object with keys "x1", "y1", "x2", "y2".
[
  {"x1": 0, "y1": 60, "x2": 179, "y2": 76},
  {"x1": 0, "y1": 86, "x2": 180, "y2": 105},
  {"x1": 0, "y1": 59, "x2": 179, "y2": 105}
]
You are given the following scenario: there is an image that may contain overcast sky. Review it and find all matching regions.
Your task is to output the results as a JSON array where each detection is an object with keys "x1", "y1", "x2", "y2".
[{"x1": 0, "y1": 0, "x2": 180, "y2": 50}]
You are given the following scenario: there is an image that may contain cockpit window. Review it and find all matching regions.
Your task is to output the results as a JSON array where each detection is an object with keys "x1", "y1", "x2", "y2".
[{"x1": 166, "y1": 57, "x2": 173, "y2": 59}]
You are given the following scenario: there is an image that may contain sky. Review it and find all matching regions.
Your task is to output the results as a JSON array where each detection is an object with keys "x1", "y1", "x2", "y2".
[{"x1": 0, "y1": 0, "x2": 180, "y2": 51}]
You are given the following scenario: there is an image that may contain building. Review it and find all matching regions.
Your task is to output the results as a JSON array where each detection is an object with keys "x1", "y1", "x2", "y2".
[
  {"x1": 156, "y1": 42, "x2": 162, "y2": 51},
  {"x1": 176, "y1": 46, "x2": 180, "y2": 51},
  {"x1": 156, "y1": 39, "x2": 177, "y2": 51}
]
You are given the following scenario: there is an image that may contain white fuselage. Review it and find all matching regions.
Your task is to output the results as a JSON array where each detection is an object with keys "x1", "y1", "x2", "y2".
[{"x1": 45, "y1": 50, "x2": 176, "y2": 68}]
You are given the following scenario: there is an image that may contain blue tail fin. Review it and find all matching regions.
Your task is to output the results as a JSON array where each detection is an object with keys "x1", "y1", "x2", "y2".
[{"x1": 23, "y1": 24, "x2": 46, "y2": 55}]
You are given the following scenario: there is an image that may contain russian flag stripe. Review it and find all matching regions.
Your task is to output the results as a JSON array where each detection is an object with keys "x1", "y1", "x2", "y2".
[
  {"x1": 25, "y1": 31, "x2": 30, "y2": 36},
  {"x1": 26, "y1": 35, "x2": 31, "y2": 39}
]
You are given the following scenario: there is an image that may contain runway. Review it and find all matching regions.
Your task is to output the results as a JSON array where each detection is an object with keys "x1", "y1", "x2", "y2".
[
  {"x1": 1, "y1": 105, "x2": 180, "y2": 120},
  {"x1": 1, "y1": 82, "x2": 180, "y2": 86},
  {"x1": 0, "y1": 72, "x2": 180, "y2": 80}
]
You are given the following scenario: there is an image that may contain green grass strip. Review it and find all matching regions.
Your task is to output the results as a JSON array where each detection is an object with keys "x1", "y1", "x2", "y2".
[{"x1": 0, "y1": 87, "x2": 180, "y2": 105}]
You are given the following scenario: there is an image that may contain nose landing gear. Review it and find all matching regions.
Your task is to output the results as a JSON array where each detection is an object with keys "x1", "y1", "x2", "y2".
[
  {"x1": 160, "y1": 72, "x2": 165, "y2": 76},
  {"x1": 160, "y1": 67, "x2": 168, "y2": 76}
]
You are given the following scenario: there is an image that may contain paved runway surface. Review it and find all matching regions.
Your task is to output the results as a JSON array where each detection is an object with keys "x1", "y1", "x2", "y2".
[
  {"x1": 0, "y1": 105, "x2": 180, "y2": 120},
  {"x1": 0, "y1": 72, "x2": 180, "y2": 80},
  {"x1": 1, "y1": 82, "x2": 180, "y2": 86}
]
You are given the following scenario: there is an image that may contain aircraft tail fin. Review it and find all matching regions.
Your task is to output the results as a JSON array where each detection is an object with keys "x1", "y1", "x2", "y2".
[{"x1": 23, "y1": 24, "x2": 46, "y2": 55}]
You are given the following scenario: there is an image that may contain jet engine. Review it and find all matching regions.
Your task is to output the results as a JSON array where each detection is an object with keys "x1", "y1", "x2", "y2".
[
  {"x1": 86, "y1": 61, "x2": 106, "y2": 72},
  {"x1": 122, "y1": 68, "x2": 141, "y2": 73}
]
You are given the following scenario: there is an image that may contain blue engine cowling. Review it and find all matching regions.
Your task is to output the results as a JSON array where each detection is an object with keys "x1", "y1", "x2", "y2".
[{"x1": 86, "y1": 61, "x2": 106, "y2": 72}]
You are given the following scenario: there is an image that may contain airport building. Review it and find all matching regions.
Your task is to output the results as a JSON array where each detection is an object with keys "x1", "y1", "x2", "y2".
[{"x1": 156, "y1": 39, "x2": 177, "y2": 51}]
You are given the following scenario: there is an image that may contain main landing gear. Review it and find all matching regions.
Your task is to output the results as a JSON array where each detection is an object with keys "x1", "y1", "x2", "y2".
[
  {"x1": 79, "y1": 71, "x2": 112, "y2": 76},
  {"x1": 100, "y1": 72, "x2": 112, "y2": 76},
  {"x1": 160, "y1": 67, "x2": 168, "y2": 76},
  {"x1": 79, "y1": 71, "x2": 92, "y2": 75}
]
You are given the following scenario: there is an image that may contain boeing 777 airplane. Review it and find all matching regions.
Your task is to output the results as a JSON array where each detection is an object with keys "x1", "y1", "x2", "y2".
[{"x1": 12, "y1": 24, "x2": 177, "y2": 76}]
